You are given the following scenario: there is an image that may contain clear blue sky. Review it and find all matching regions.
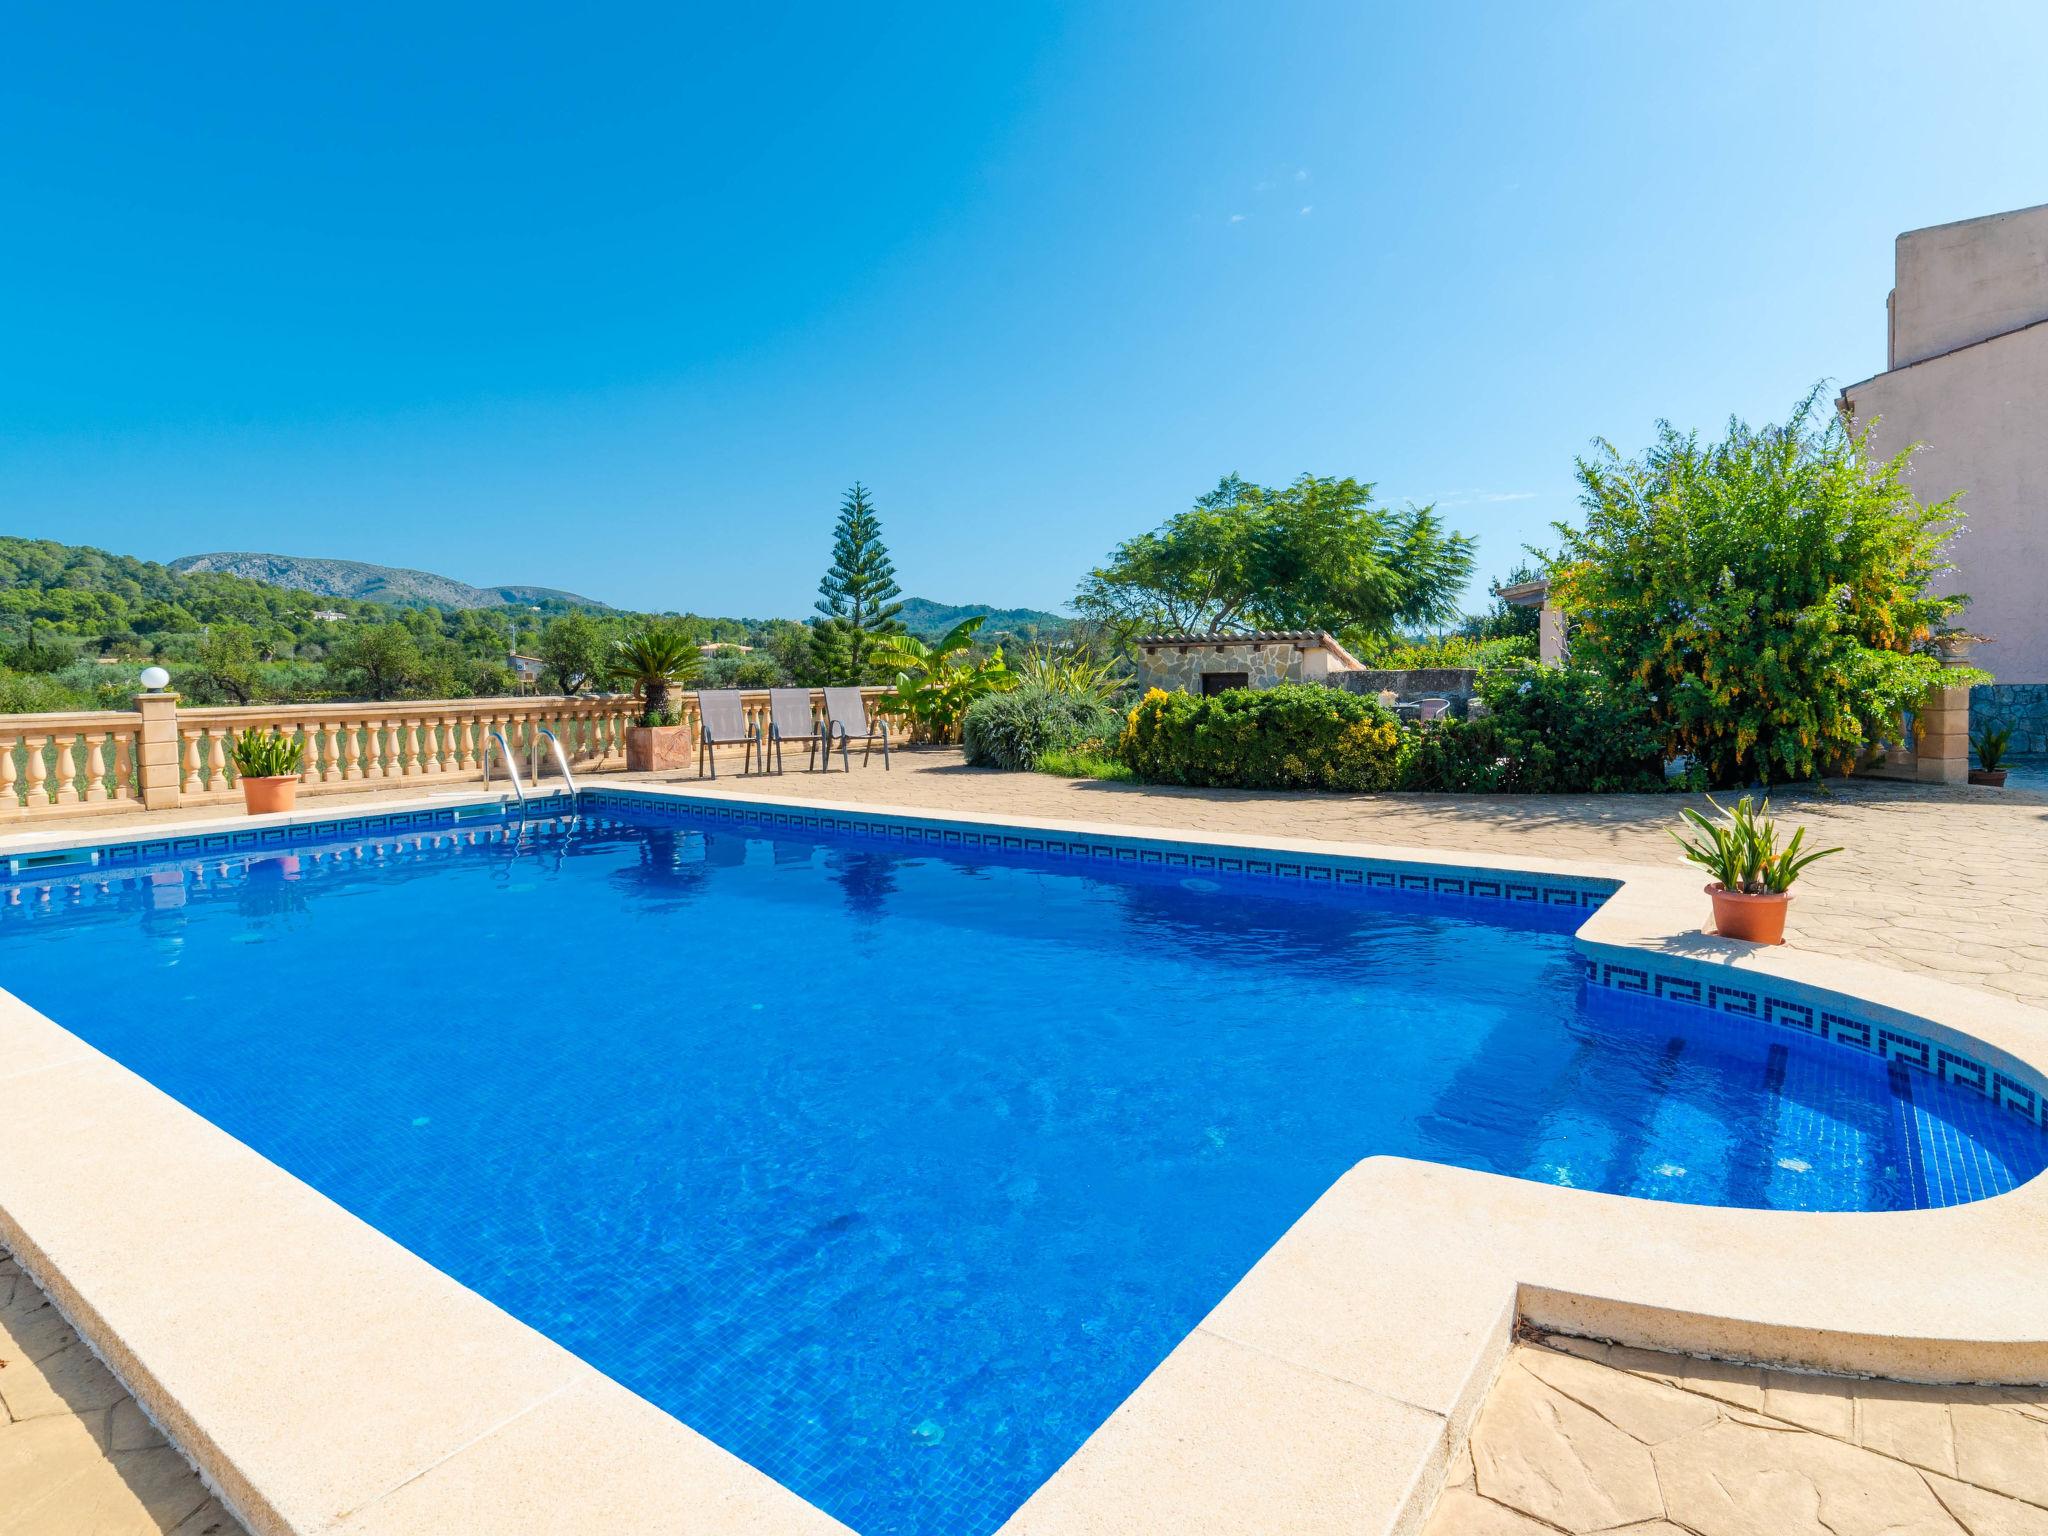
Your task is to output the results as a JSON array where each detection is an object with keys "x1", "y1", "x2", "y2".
[{"x1": 5, "y1": 3, "x2": 2047, "y2": 618}]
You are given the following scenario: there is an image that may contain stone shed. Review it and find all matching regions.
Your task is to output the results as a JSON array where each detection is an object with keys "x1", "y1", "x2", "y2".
[{"x1": 1133, "y1": 631, "x2": 1366, "y2": 695}]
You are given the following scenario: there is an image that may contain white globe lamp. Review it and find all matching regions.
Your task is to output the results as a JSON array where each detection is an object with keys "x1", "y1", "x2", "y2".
[{"x1": 139, "y1": 666, "x2": 171, "y2": 692}]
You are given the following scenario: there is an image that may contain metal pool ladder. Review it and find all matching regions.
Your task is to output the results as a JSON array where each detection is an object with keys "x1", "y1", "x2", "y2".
[{"x1": 483, "y1": 728, "x2": 579, "y2": 811}]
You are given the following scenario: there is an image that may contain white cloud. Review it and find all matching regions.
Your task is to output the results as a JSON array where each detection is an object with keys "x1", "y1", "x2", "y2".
[
  {"x1": 1433, "y1": 490, "x2": 1540, "y2": 507},
  {"x1": 1228, "y1": 213, "x2": 1248, "y2": 223},
  {"x1": 1294, "y1": 168, "x2": 1310, "y2": 182},
  {"x1": 1300, "y1": 205, "x2": 1313, "y2": 215}
]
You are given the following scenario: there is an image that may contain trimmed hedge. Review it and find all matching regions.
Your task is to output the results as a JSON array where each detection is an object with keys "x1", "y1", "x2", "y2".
[
  {"x1": 1120, "y1": 684, "x2": 1405, "y2": 791},
  {"x1": 962, "y1": 685, "x2": 1122, "y2": 772}
]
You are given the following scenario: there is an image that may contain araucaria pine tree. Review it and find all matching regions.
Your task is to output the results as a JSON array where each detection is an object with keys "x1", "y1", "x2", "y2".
[{"x1": 814, "y1": 483, "x2": 905, "y2": 678}]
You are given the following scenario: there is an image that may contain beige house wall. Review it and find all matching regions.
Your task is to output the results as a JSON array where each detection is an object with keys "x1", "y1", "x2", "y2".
[
  {"x1": 1843, "y1": 319, "x2": 2048, "y2": 685},
  {"x1": 1889, "y1": 202, "x2": 2048, "y2": 367}
]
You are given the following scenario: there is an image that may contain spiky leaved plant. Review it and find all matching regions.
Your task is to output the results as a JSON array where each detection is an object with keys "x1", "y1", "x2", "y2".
[
  {"x1": 1672, "y1": 794, "x2": 1840, "y2": 895},
  {"x1": 610, "y1": 624, "x2": 704, "y2": 727}
]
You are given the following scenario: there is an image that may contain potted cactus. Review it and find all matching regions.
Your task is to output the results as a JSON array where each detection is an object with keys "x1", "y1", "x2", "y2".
[
  {"x1": 231, "y1": 728, "x2": 305, "y2": 815},
  {"x1": 1673, "y1": 795, "x2": 1841, "y2": 945},
  {"x1": 1970, "y1": 725, "x2": 2011, "y2": 788}
]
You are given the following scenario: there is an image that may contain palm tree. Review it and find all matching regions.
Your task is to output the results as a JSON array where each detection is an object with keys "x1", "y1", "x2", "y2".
[{"x1": 610, "y1": 624, "x2": 704, "y2": 725}]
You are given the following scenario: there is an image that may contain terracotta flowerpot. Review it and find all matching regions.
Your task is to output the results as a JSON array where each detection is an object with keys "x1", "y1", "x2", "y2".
[
  {"x1": 626, "y1": 724, "x2": 695, "y2": 773},
  {"x1": 239, "y1": 775, "x2": 300, "y2": 816},
  {"x1": 1969, "y1": 768, "x2": 2008, "y2": 787},
  {"x1": 1708, "y1": 883, "x2": 1790, "y2": 945}
]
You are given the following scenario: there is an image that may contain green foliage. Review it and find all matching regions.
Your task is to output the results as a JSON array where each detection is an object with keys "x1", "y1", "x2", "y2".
[
  {"x1": 535, "y1": 611, "x2": 613, "y2": 695},
  {"x1": 322, "y1": 623, "x2": 443, "y2": 701},
  {"x1": 1555, "y1": 391, "x2": 1983, "y2": 786},
  {"x1": 1345, "y1": 631, "x2": 1536, "y2": 670},
  {"x1": 872, "y1": 615, "x2": 1015, "y2": 743},
  {"x1": 1120, "y1": 684, "x2": 1406, "y2": 792},
  {"x1": 1034, "y1": 745, "x2": 1133, "y2": 781},
  {"x1": 1672, "y1": 794, "x2": 1841, "y2": 894},
  {"x1": 228, "y1": 728, "x2": 305, "y2": 779},
  {"x1": 960, "y1": 685, "x2": 1121, "y2": 771},
  {"x1": 1973, "y1": 724, "x2": 2012, "y2": 772},
  {"x1": 1, "y1": 623, "x2": 77, "y2": 675},
  {"x1": 192, "y1": 624, "x2": 261, "y2": 705},
  {"x1": 1076, "y1": 473, "x2": 1476, "y2": 641},
  {"x1": 1399, "y1": 665, "x2": 1669, "y2": 793},
  {"x1": 609, "y1": 623, "x2": 704, "y2": 726},
  {"x1": 814, "y1": 483, "x2": 905, "y2": 676},
  {"x1": 0, "y1": 669, "x2": 89, "y2": 713},
  {"x1": 1011, "y1": 643, "x2": 1131, "y2": 705},
  {"x1": 696, "y1": 646, "x2": 786, "y2": 689}
]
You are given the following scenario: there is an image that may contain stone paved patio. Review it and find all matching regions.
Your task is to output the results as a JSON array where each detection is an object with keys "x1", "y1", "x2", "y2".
[
  {"x1": 664, "y1": 749, "x2": 2048, "y2": 1007},
  {"x1": 0, "y1": 1246, "x2": 242, "y2": 1536},
  {"x1": 1425, "y1": 1333, "x2": 2048, "y2": 1536}
]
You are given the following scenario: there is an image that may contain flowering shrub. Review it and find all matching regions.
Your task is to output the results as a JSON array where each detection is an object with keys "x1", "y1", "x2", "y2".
[
  {"x1": 1120, "y1": 684, "x2": 1405, "y2": 791},
  {"x1": 1554, "y1": 392, "x2": 1982, "y2": 785},
  {"x1": 1399, "y1": 665, "x2": 1670, "y2": 793}
]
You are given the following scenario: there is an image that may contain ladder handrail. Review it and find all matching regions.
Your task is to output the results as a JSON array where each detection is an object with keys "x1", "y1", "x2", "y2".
[
  {"x1": 535, "y1": 727, "x2": 579, "y2": 795},
  {"x1": 482, "y1": 730, "x2": 527, "y2": 807}
]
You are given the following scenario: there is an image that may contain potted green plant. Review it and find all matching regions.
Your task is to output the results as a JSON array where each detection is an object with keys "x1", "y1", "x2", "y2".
[
  {"x1": 1673, "y1": 794, "x2": 1841, "y2": 945},
  {"x1": 1971, "y1": 724, "x2": 2012, "y2": 788},
  {"x1": 231, "y1": 728, "x2": 306, "y2": 815},
  {"x1": 613, "y1": 624, "x2": 705, "y2": 771}
]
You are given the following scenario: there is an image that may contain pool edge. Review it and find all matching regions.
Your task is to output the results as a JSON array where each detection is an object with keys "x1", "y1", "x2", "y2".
[{"x1": 2, "y1": 785, "x2": 2045, "y2": 1536}]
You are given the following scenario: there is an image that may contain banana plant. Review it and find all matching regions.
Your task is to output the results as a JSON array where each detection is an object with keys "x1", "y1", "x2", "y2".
[
  {"x1": 871, "y1": 616, "x2": 1016, "y2": 743},
  {"x1": 1672, "y1": 794, "x2": 1840, "y2": 895}
]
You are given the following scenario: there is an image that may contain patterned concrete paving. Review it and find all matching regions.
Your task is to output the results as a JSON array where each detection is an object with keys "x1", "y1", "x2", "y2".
[
  {"x1": 0, "y1": 1247, "x2": 242, "y2": 1536},
  {"x1": 1425, "y1": 1334, "x2": 2048, "y2": 1536},
  {"x1": 670, "y1": 749, "x2": 2048, "y2": 1007}
]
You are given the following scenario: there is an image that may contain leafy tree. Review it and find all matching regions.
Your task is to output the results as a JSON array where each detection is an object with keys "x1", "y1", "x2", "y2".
[
  {"x1": 871, "y1": 615, "x2": 1014, "y2": 742},
  {"x1": 1075, "y1": 474, "x2": 1475, "y2": 640},
  {"x1": 193, "y1": 623, "x2": 261, "y2": 705},
  {"x1": 322, "y1": 623, "x2": 436, "y2": 701},
  {"x1": 1554, "y1": 390, "x2": 1982, "y2": 786},
  {"x1": 814, "y1": 483, "x2": 904, "y2": 676},
  {"x1": 609, "y1": 623, "x2": 704, "y2": 726},
  {"x1": 536, "y1": 611, "x2": 612, "y2": 695}
]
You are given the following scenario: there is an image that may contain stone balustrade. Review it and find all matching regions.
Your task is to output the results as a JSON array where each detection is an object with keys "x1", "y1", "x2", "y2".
[{"x1": 0, "y1": 688, "x2": 897, "y2": 820}]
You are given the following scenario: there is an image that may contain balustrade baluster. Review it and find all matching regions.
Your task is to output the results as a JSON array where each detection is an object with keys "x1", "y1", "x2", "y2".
[
  {"x1": 206, "y1": 731, "x2": 229, "y2": 792},
  {"x1": 23, "y1": 736, "x2": 50, "y2": 809},
  {"x1": 181, "y1": 731, "x2": 204, "y2": 794},
  {"x1": 1, "y1": 733, "x2": 21, "y2": 817},
  {"x1": 84, "y1": 733, "x2": 108, "y2": 802}
]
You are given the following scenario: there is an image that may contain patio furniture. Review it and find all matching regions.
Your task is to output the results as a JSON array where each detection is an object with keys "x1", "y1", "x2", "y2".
[
  {"x1": 1414, "y1": 697, "x2": 1452, "y2": 723},
  {"x1": 765, "y1": 688, "x2": 827, "y2": 773},
  {"x1": 822, "y1": 686, "x2": 892, "y2": 771},
  {"x1": 697, "y1": 690, "x2": 762, "y2": 778}
]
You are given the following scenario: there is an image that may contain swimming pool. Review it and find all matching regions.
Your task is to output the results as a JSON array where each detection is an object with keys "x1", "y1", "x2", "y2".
[{"x1": 3, "y1": 798, "x2": 2042, "y2": 1535}]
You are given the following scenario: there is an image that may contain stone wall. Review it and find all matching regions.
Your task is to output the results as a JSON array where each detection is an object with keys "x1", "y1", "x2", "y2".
[
  {"x1": 1973, "y1": 683, "x2": 2048, "y2": 755},
  {"x1": 1135, "y1": 641, "x2": 1306, "y2": 694}
]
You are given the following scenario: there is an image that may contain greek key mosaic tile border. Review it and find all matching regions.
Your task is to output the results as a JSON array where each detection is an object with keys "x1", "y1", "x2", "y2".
[
  {"x1": 0, "y1": 795, "x2": 569, "y2": 885},
  {"x1": 1585, "y1": 954, "x2": 2047, "y2": 1132},
  {"x1": 581, "y1": 787, "x2": 1614, "y2": 909}
]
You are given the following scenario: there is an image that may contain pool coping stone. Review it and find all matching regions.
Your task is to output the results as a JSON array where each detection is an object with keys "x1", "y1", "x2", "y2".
[{"x1": 0, "y1": 782, "x2": 2044, "y2": 1536}]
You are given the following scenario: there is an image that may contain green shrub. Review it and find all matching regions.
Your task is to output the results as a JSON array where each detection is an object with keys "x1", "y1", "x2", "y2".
[
  {"x1": 229, "y1": 728, "x2": 305, "y2": 779},
  {"x1": 1556, "y1": 391, "x2": 1982, "y2": 785},
  {"x1": 1035, "y1": 744, "x2": 1134, "y2": 780},
  {"x1": 1120, "y1": 684, "x2": 1405, "y2": 792},
  {"x1": 1400, "y1": 665, "x2": 1669, "y2": 793},
  {"x1": 962, "y1": 685, "x2": 1120, "y2": 771}
]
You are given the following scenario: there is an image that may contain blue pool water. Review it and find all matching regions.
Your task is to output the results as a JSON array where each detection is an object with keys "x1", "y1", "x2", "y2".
[{"x1": 3, "y1": 804, "x2": 2043, "y2": 1535}]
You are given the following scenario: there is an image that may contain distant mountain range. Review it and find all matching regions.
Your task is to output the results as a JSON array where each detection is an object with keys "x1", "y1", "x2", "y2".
[
  {"x1": 169, "y1": 550, "x2": 1073, "y2": 638},
  {"x1": 170, "y1": 551, "x2": 608, "y2": 612},
  {"x1": 895, "y1": 597, "x2": 1070, "y2": 642}
]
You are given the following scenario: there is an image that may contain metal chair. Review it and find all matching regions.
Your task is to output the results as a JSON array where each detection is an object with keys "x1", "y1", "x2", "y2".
[
  {"x1": 765, "y1": 688, "x2": 827, "y2": 773},
  {"x1": 697, "y1": 690, "x2": 762, "y2": 778},
  {"x1": 821, "y1": 687, "x2": 892, "y2": 770}
]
